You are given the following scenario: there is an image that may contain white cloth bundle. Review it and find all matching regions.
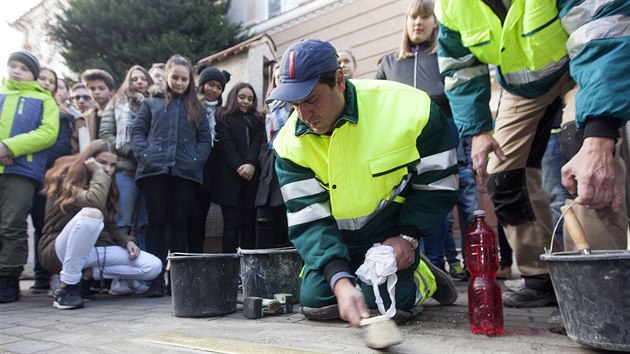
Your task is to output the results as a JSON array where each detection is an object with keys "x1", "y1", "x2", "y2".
[{"x1": 355, "y1": 243, "x2": 398, "y2": 317}]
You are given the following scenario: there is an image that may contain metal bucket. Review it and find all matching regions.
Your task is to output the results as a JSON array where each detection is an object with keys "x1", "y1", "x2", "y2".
[
  {"x1": 168, "y1": 252, "x2": 240, "y2": 318},
  {"x1": 238, "y1": 247, "x2": 303, "y2": 301},
  {"x1": 540, "y1": 250, "x2": 630, "y2": 351}
]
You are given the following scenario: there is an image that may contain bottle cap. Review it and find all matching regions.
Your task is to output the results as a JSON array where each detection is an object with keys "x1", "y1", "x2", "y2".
[{"x1": 474, "y1": 210, "x2": 485, "y2": 217}]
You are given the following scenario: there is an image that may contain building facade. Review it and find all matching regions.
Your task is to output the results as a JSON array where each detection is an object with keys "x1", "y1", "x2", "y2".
[{"x1": 10, "y1": 0, "x2": 74, "y2": 79}]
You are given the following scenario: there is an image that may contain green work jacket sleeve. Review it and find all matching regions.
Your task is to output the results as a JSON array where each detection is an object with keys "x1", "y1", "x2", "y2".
[
  {"x1": 398, "y1": 102, "x2": 459, "y2": 238},
  {"x1": 558, "y1": 0, "x2": 630, "y2": 137},
  {"x1": 435, "y1": 20, "x2": 493, "y2": 138}
]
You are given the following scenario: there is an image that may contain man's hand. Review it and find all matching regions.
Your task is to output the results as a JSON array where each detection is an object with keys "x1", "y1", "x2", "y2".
[
  {"x1": 333, "y1": 278, "x2": 370, "y2": 327},
  {"x1": 382, "y1": 236, "x2": 415, "y2": 270},
  {"x1": 562, "y1": 136, "x2": 621, "y2": 211},
  {"x1": 471, "y1": 132, "x2": 506, "y2": 186}
]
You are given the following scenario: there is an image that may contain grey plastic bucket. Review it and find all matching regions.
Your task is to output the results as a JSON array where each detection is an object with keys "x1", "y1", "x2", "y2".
[
  {"x1": 238, "y1": 247, "x2": 303, "y2": 300},
  {"x1": 168, "y1": 252, "x2": 240, "y2": 318},
  {"x1": 540, "y1": 250, "x2": 630, "y2": 351}
]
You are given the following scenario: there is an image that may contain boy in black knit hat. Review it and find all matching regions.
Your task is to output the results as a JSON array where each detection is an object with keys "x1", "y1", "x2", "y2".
[{"x1": 0, "y1": 50, "x2": 59, "y2": 303}]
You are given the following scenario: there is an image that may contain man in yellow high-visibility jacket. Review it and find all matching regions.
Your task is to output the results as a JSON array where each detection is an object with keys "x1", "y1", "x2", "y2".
[{"x1": 269, "y1": 39, "x2": 459, "y2": 327}]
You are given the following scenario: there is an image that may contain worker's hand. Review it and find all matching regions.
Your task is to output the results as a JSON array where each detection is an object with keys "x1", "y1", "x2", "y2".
[
  {"x1": 237, "y1": 163, "x2": 255, "y2": 180},
  {"x1": 333, "y1": 278, "x2": 370, "y2": 327},
  {"x1": 126, "y1": 241, "x2": 140, "y2": 260},
  {"x1": 562, "y1": 136, "x2": 621, "y2": 211},
  {"x1": 382, "y1": 236, "x2": 415, "y2": 270},
  {"x1": 471, "y1": 132, "x2": 506, "y2": 187}
]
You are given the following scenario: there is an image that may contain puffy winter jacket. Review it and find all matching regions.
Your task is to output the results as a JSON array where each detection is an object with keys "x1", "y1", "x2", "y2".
[
  {"x1": 0, "y1": 78, "x2": 59, "y2": 185},
  {"x1": 131, "y1": 95, "x2": 211, "y2": 185}
]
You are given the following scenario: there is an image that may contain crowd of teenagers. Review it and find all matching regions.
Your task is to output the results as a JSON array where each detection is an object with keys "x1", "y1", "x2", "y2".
[
  {"x1": 0, "y1": 49, "x2": 301, "y2": 309},
  {"x1": 1, "y1": 0, "x2": 605, "y2": 326}
]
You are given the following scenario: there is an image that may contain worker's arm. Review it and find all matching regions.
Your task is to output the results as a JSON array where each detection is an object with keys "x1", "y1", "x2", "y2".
[{"x1": 558, "y1": 0, "x2": 630, "y2": 209}]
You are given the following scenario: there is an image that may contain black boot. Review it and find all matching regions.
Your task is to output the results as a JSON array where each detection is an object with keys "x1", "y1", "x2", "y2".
[
  {"x1": 146, "y1": 273, "x2": 164, "y2": 298},
  {"x1": 0, "y1": 276, "x2": 20, "y2": 303}
]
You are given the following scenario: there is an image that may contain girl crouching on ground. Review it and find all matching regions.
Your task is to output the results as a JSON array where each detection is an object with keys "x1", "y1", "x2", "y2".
[{"x1": 38, "y1": 139, "x2": 162, "y2": 310}]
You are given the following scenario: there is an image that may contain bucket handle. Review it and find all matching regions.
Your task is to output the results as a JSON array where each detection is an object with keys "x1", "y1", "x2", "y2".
[
  {"x1": 548, "y1": 199, "x2": 630, "y2": 255},
  {"x1": 560, "y1": 204, "x2": 591, "y2": 255},
  {"x1": 547, "y1": 200, "x2": 592, "y2": 255}
]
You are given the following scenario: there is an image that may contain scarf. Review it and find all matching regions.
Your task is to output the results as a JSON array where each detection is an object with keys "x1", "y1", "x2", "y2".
[
  {"x1": 265, "y1": 100, "x2": 290, "y2": 148},
  {"x1": 203, "y1": 99, "x2": 218, "y2": 147},
  {"x1": 114, "y1": 97, "x2": 136, "y2": 150}
]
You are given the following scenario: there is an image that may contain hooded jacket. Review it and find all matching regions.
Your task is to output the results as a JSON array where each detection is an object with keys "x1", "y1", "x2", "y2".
[{"x1": 0, "y1": 78, "x2": 59, "y2": 185}]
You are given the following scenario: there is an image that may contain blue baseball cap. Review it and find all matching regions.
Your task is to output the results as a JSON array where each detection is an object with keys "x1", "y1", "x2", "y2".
[{"x1": 266, "y1": 39, "x2": 339, "y2": 103}]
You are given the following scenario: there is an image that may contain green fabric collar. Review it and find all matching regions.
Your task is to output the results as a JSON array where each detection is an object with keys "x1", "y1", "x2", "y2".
[{"x1": 295, "y1": 78, "x2": 359, "y2": 136}]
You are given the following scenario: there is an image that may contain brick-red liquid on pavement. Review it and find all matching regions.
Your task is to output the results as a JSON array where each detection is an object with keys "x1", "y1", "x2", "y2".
[{"x1": 465, "y1": 210, "x2": 504, "y2": 336}]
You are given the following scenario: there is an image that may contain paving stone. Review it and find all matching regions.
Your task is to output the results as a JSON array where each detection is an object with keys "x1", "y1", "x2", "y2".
[{"x1": 3, "y1": 277, "x2": 602, "y2": 353}]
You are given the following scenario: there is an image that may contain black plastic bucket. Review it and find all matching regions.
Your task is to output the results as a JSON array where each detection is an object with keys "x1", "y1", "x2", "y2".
[
  {"x1": 238, "y1": 247, "x2": 303, "y2": 300},
  {"x1": 168, "y1": 252, "x2": 240, "y2": 318},
  {"x1": 540, "y1": 250, "x2": 630, "y2": 351}
]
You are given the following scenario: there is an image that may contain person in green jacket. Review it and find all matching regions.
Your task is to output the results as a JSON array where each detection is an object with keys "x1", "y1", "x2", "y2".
[
  {"x1": 268, "y1": 39, "x2": 458, "y2": 327},
  {"x1": 0, "y1": 51, "x2": 59, "y2": 303}
]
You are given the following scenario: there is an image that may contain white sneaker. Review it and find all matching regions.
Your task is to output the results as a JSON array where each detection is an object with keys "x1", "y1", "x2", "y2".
[
  {"x1": 109, "y1": 279, "x2": 133, "y2": 296},
  {"x1": 130, "y1": 280, "x2": 150, "y2": 294}
]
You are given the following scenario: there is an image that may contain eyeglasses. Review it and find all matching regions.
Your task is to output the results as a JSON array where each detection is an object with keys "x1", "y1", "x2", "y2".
[{"x1": 72, "y1": 95, "x2": 92, "y2": 101}]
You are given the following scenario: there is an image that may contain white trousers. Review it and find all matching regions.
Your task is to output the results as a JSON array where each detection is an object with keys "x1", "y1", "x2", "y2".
[{"x1": 55, "y1": 208, "x2": 162, "y2": 285}]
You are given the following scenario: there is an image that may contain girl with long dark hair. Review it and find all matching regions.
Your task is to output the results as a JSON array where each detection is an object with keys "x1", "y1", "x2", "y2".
[
  {"x1": 131, "y1": 54, "x2": 212, "y2": 297},
  {"x1": 211, "y1": 82, "x2": 264, "y2": 253}
]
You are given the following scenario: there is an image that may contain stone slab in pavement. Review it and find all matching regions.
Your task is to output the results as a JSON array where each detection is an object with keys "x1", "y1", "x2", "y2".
[{"x1": 0, "y1": 279, "x2": 600, "y2": 354}]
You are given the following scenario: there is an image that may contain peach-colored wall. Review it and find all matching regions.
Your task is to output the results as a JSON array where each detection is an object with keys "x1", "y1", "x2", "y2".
[{"x1": 267, "y1": 0, "x2": 407, "y2": 79}]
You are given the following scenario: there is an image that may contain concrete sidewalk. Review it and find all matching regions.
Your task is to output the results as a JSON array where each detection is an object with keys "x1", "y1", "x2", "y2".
[{"x1": 0, "y1": 278, "x2": 595, "y2": 354}]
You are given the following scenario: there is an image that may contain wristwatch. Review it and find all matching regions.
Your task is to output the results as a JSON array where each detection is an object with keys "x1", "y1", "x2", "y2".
[{"x1": 400, "y1": 234, "x2": 418, "y2": 250}]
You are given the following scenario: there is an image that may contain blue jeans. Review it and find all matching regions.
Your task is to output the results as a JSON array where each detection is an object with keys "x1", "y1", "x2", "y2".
[
  {"x1": 541, "y1": 133, "x2": 565, "y2": 247},
  {"x1": 443, "y1": 167, "x2": 479, "y2": 264},
  {"x1": 421, "y1": 217, "x2": 447, "y2": 270},
  {"x1": 115, "y1": 172, "x2": 148, "y2": 250},
  {"x1": 443, "y1": 212, "x2": 458, "y2": 264},
  {"x1": 456, "y1": 168, "x2": 478, "y2": 236}
]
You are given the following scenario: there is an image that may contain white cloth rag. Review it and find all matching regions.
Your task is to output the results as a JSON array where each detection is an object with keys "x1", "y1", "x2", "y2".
[{"x1": 355, "y1": 243, "x2": 398, "y2": 317}]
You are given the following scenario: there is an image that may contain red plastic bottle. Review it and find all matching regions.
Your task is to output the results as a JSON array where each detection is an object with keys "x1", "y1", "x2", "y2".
[{"x1": 465, "y1": 210, "x2": 504, "y2": 336}]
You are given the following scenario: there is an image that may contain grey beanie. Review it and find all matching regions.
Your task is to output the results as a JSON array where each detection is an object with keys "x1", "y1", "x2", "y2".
[{"x1": 8, "y1": 50, "x2": 40, "y2": 79}]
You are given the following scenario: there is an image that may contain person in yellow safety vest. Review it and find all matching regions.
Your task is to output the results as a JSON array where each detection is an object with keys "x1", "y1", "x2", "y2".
[
  {"x1": 435, "y1": 0, "x2": 630, "y2": 310},
  {"x1": 268, "y1": 39, "x2": 459, "y2": 327}
]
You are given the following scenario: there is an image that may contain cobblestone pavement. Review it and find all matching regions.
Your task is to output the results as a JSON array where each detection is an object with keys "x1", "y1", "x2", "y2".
[{"x1": 0, "y1": 277, "x2": 599, "y2": 354}]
